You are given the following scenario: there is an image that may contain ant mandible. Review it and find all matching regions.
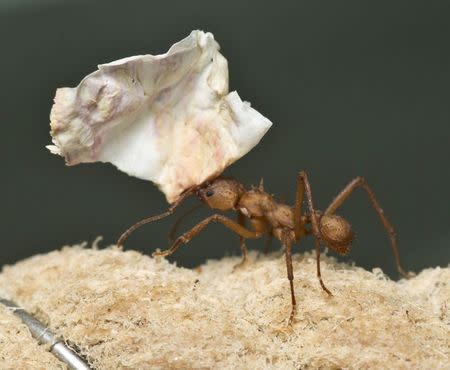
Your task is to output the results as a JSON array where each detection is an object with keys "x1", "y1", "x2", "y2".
[{"x1": 117, "y1": 171, "x2": 411, "y2": 324}]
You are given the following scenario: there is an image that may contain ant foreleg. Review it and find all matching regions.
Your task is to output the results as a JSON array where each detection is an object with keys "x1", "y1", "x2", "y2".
[
  {"x1": 298, "y1": 171, "x2": 333, "y2": 295},
  {"x1": 117, "y1": 190, "x2": 193, "y2": 247},
  {"x1": 153, "y1": 214, "x2": 262, "y2": 258},
  {"x1": 324, "y1": 177, "x2": 411, "y2": 278},
  {"x1": 168, "y1": 203, "x2": 203, "y2": 242}
]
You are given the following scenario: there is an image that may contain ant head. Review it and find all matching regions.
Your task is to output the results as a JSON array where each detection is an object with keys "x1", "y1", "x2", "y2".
[
  {"x1": 319, "y1": 214, "x2": 354, "y2": 255},
  {"x1": 197, "y1": 178, "x2": 243, "y2": 211}
]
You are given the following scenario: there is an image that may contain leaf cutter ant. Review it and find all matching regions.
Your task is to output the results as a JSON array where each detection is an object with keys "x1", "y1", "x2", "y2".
[{"x1": 117, "y1": 171, "x2": 411, "y2": 324}]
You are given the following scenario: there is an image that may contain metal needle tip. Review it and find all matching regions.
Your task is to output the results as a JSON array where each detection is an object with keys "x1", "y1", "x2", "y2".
[{"x1": 0, "y1": 298, "x2": 91, "y2": 370}]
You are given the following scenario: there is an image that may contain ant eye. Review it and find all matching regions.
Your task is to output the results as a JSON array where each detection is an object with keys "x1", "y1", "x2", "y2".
[{"x1": 206, "y1": 190, "x2": 214, "y2": 197}]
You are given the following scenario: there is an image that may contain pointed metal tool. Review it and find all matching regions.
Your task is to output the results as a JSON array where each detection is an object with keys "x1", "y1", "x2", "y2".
[{"x1": 0, "y1": 298, "x2": 91, "y2": 370}]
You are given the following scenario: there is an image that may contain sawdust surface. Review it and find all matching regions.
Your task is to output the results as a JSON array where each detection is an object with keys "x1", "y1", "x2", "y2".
[{"x1": 0, "y1": 244, "x2": 448, "y2": 370}]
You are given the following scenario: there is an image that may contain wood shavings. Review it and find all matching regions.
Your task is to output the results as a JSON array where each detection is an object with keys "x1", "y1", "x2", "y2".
[{"x1": 0, "y1": 245, "x2": 448, "y2": 369}]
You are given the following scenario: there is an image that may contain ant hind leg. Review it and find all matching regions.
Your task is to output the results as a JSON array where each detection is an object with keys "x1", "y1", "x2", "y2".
[
  {"x1": 324, "y1": 176, "x2": 412, "y2": 278},
  {"x1": 297, "y1": 171, "x2": 333, "y2": 295}
]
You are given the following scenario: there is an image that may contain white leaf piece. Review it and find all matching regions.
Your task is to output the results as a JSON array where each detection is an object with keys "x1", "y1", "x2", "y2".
[{"x1": 47, "y1": 30, "x2": 272, "y2": 203}]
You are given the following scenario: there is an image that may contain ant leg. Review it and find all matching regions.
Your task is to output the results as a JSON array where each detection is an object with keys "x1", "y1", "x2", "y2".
[
  {"x1": 314, "y1": 238, "x2": 332, "y2": 295},
  {"x1": 324, "y1": 177, "x2": 411, "y2": 278},
  {"x1": 117, "y1": 190, "x2": 194, "y2": 247},
  {"x1": 298, "y1": 171, "x2": 333, "y2": 295},
  {"x1": 282, "y1": 236, "x2": 297, "y2": 325},
  {"x1": 293, "y1": 172, "x2": 305, "y2": 240},
  {"x1": 153, "y1": 214, "x2": 262, "y2": 257},
  {"x1": 256, "y1": 232, "x2": 272, "y2": 260},
  {"x1": 263, "y1": 232, "x2": 273, "y2": 254},
  {"x1": 233, "y1": 212, "x2": 249, "y2": 270},
  {"x1": 168, "y1": 203, "x2": 203, "y2": 242}
]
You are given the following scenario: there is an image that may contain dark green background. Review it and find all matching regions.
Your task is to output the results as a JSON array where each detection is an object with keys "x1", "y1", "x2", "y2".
[{"x1": 1, "y1": 0, "x2": 449, "y2": 277}]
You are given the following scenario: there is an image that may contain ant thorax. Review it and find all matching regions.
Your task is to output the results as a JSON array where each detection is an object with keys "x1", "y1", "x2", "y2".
[
  {"x1": 237, "y1": 187, "x2": 295, "y2": 231},
  {"x1": 238, "y1": 191, "x2": 294, "y2": 227},
  {"x1": 237, "y1": 190, "x2": 274, "y2": 218}
]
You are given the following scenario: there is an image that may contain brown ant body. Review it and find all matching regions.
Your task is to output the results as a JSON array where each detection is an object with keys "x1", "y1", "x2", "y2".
[{"x1": 117, "y1": 171, "x2": 410, "y2": 324}]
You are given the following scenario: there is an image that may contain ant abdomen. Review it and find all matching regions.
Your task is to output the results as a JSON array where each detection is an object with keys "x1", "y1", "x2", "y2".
[{"x1": 319, "y1": 214, "x2": 353, "y2": 255}]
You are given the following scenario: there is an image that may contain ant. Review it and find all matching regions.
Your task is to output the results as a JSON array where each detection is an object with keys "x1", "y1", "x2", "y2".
[{"x1": 117, "y1": 171, "x2": 411, "y2": 324}]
